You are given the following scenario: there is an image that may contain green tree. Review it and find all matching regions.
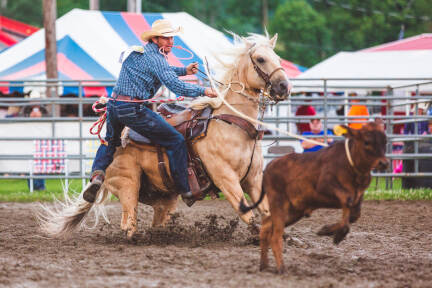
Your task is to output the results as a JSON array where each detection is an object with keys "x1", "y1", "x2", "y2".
[
  {"x1": 310, "y1": 0, "x2": 432, "y2": 52},
  {"x1": 269, "y1": 0, "x2": 331, "y2": 67},
  {"x1": 2, "y1": 0, "x2": 43, "y2": 27},
  {"x1": 57, "y1": 0, "x2": 87, "y2": 18}
]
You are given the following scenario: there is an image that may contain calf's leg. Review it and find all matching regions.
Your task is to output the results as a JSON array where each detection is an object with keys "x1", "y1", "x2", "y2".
[
  {"x1": 316, "y1": 188, "x2": 353, "y2": 244},
  {"x1": 270, "y1": 213, "x2": 285, "y2": 274},
  {"x1": 270, "y1": 207, "x2": 303, "y2": 274},
  {"x1": 333, "y1": 206, "x2": 351, "y2": 244},
  {"x1": 259, "y1": 216, "x2": 272, "y2": 271},
  {"x1": 317, "y1": 206, "x2": 351, "y2": 244},
  {"x1": 349, "y1": 198, "x2": 363, "y2": 223}
]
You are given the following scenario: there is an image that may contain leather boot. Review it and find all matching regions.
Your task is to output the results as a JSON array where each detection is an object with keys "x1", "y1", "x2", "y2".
[
  {"x1": 83, "y1": 170, "x2": 105, "y2": 203},
  {"x1": 181, "y1": 193, "x2": 196, "y2": 207}
]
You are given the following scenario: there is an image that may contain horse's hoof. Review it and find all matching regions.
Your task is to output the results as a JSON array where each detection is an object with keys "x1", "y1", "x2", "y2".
[
  {"x1": 276, "y1": 265, "x2": 285, "y2": 274},
  {"x1": 333, "y1": 226, "x2": 350, "y2": 245},
  {"x1": 248, "y1": 222, "x2": 260, "y2": 236},
  {"x1": 317, "y1": 224, "x2": 336, "y2": 236},
  {"x1": 126, "y1": 230, "x2": 136, "y2": 241},
  {"x1": 259, "y1": 263, "x2": 268, "y2": 272}
]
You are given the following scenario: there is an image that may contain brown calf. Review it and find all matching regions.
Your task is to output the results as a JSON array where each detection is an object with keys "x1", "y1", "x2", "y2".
[{"x1": 240, "y1": 122, "x2": 389, "y2": 273}]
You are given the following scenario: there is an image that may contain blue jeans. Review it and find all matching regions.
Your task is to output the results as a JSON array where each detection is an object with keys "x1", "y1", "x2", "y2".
[
  {"x1": 27, "y1": 179, "x2": 46, "y2": 190},
  {"x1": 92, "y1": 100, "x2": 190, "y2": 193}
]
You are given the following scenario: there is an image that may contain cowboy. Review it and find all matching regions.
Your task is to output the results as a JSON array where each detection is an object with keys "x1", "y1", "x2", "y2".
[{"x1": 83, "y1": 19, "x2": 217, "y2": 203}]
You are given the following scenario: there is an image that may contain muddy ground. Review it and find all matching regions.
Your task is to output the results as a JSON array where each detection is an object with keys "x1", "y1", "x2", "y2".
[{"x1": 1, "y1": 200, "x2": 431, "y2": 288}]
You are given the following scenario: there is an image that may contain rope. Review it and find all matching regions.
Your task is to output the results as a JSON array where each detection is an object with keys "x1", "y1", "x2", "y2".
[
  {"x1": 89, "y1": 95, "x2": 185, "y2": 145},
  {"x1": 90, "y1": 98, "x2": 109, "y2": 145},
  {"x1": 345, "y1": 138, "x2": 355, "y2": 167}
]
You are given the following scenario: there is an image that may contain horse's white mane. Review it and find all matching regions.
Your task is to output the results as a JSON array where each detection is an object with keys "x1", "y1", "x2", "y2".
[{"x1": 189, "y1": 32, "x2": 274, "y2": 110}]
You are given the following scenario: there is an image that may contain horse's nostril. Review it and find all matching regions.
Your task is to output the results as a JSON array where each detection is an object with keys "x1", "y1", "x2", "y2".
[{"x1": 279, "y1": 81, "x2": 287, "y2": 92}]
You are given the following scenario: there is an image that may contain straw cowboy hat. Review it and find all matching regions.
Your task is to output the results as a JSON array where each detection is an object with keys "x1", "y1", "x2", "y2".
[{"x1": 141, "y1": 19, "x2": 183, "y2": 42}]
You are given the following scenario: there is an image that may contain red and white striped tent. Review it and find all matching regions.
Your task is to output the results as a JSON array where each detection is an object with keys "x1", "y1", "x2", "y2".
[
  {"x1": 0, "y1": 9, "x2": 305, "y2": 97},
  {"x1": 295, "y1": 34, "x2": 432, "y2": 91},
  {"x1": 361, "y1": 33, "x2": 432, "y2": 52},
  {"x1": 0, "y1": 16, "x2": 38, "y2": 51}
]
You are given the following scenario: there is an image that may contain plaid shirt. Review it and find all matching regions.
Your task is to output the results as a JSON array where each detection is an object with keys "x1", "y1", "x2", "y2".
[{"x1": 113, "y1": 42, "x2": 205, "y2": 99}]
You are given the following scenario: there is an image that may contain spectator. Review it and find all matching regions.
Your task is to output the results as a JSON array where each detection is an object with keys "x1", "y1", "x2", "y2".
[
  {"x1": 404, "y1": 102, "x2": 429, "y2": 135},
  {"x1": 22, "y1": 105, "x2": 48, "y2": 117},
  {"x1": 22, "y1": 90, "x2": 48, "y2": 117},
  {"x1": 28, "y1": 105, "x2": 46, "y2": 191},
  {"x1": 295, "y1": 104, "x2": 316, "y2": 134},
  {"x1": 428, "y1": 107, "x2": 432, "y2": 135},
  {"x1": 301, "y1": 118, "x2": 334, "y2": 153},
  {"x1": 5, "y1": 106, "x2": 21, "y2": 118},
  {"x1": 347, "y1": 92, "x2": 369, "y2": 130}
]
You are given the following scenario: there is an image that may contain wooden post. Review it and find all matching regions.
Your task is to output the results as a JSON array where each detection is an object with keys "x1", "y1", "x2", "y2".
[
  {"x1": 1, "y1": 0, "x2": 7, "y2": 9},
  {"x1": 89, "y1": 0, "x2": 99, "y2": 10},
  {"x1": 43, "y1": 0, "x2": 59, "y2": 116}
]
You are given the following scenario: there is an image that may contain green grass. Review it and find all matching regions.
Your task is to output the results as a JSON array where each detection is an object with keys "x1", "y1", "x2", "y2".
[
  {"x1": 0, "y1": 178, "x2": 431, "y2": 202},
  {"x1": 365, "y1": 177, "x2": 432, "y2": 200},
  {"x1": 0, "y1": 179, "x2": 83, "y2": 202}
]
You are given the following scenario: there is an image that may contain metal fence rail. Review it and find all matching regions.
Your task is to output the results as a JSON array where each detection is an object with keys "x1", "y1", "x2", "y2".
[{"x1": 1, "y1": 78, "x2": 432, "y2": 190}]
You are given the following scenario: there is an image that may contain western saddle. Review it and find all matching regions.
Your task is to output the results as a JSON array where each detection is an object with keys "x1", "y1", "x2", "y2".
[{"x1": 122, "y1": 103, "x2": 262, "y2": 206}]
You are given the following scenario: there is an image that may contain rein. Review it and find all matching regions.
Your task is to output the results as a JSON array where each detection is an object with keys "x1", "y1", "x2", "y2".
[{"x1": 240, "y1": 103, "x2": 266, "y2": 183}]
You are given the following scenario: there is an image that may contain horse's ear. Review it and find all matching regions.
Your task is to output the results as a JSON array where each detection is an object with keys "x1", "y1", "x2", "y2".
[
  {"x1": 269, "y1": 33, "x2": 278, "y2": 49},
  {"x1": 339, "y1": 124, "x2": 361, "y2": 139}
]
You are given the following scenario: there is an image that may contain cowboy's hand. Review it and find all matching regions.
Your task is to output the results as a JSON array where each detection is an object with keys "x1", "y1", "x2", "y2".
[
  {"x1": 186, "y1": 62, "x2": 199, "y2": 75},
  {"x1": 204, "y1": 88, "x2": 217, "y2": 98}
]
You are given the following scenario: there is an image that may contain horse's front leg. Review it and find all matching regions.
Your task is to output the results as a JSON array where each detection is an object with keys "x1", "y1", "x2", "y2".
[
  {"x1": 215, "y1": 174, "x2": 254, "y2": 224},
  {"x1": 242, "y1": 152, "x2": 270, "y2": 217}
]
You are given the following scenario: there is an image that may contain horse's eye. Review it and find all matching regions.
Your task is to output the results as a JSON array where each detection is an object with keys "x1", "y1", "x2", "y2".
[
  {"x1": 364, "y1": 140, "x2": 370, "y2": 146},
  {"x1": 257, "y1": 57, "x2": 265, "y2": 64}
]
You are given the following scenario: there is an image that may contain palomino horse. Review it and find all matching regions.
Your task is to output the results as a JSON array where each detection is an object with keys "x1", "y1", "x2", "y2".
[{"x1": 38, "y1": 33, "x2": 291, "y2": 239}]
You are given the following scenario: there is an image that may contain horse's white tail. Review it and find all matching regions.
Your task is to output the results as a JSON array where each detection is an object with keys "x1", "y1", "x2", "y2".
[{"x1": 36, "y1": 182, "x2": 111, "y2": 239}]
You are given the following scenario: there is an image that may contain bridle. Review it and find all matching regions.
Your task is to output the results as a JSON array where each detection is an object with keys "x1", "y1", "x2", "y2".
[
  {"x1": 248, "y1": 48, "x2": 285, "y2": 100},
  {"x1": 199, "y1": 44, "x2": 288, "y2": 106}
]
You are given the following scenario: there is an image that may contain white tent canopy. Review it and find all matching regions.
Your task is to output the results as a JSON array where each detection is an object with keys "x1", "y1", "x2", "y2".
[{"x1": 294, "y1": 50, "x2": 432, "y2": 91}]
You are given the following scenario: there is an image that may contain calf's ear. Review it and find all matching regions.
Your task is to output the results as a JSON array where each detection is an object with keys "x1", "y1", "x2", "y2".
[{"x1": 338, "y1": 124, "x2": 358, "y2": 139}]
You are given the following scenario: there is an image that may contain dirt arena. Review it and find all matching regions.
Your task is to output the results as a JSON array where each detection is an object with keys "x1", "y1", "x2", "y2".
[{"x1": 1, "y1": 200, "x2": 431, "y2": 288}]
